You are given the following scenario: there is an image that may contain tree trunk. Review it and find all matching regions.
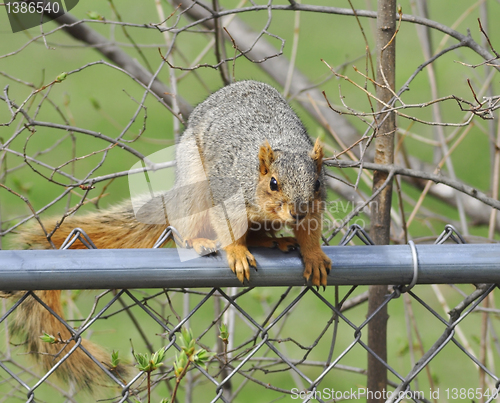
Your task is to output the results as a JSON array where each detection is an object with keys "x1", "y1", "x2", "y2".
[{"x1": 368, "y1": 0, "x2": 396, "y2": 401}]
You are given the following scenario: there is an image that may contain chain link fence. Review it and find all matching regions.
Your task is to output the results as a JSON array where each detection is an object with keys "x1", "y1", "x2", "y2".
[
  {"x1": 1, "y1": 1, "x2": 500, "y2": 402},
  {"x1": 1, "y1": 224, "x2": 499, "y2": 403}
]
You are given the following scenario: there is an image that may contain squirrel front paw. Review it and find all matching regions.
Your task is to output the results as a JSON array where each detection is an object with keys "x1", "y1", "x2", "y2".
[
  {"x1": 225, "y1": 244, "x2": 257, "y2": 283},
  {"x1": 185, "y1": 238, "x2": 219, "y2": 255},
  {"x1": 302, "y1": 249, "x2": 331, "y2": 288}
]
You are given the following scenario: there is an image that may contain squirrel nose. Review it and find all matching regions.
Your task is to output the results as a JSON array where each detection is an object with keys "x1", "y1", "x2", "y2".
[
  {"x1": 290, "y1": 212, "x2": 306, "y2": 222},
  {"x1": 290, "y1": 202, "x2": 309, "y2": 221}
]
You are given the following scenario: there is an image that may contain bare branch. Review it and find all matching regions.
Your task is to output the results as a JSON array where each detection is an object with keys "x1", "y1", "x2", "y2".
[{"x1": 326, "y1": 159, "x2": 500, "y2": 211}]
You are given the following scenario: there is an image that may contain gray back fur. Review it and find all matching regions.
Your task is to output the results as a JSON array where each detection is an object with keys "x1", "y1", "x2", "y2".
[{"x1": 176, "y1": 80, "x2": 324, "y2": 207}]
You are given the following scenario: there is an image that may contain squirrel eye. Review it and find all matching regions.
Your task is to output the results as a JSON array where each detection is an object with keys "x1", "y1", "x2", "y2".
[
  {"x1": 314, "y1": 179, "x2": 321, "y2": 192},
  {"x1": 270, "y1": 177, "x2": 279, "y2": 191}
]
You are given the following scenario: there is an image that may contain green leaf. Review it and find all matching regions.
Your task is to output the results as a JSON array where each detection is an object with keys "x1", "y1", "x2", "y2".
[
  {"x1": 55, "y1": 72, "x2": 67, "y2": 82},
  {"x1": 111, "y1": 350, "x2": 120, "y2": 368},
  {"x1": 192, "y1": 348, "x2": 214, "y2": 368},
  {"x1": 178, "y1": 327, "x2": 197, "y2": 357},
  {"x1": 134, "y1": 352, "x2": 150, "y2": 371},
  {"x1": 135, "y1": 347, "x2": 167, "y2": 372},
  {"x1": 151, "y1": 347, "x2": 166, "y2": 366},
  {"x1": 219, "y1": 323, "x2": 229, "y2": 343},
  {"x1": 179, "y1": 327, "x2": 192, "y2": 346},
  {"x1": 87, "y1": 11, "x2": 103, "y2": 20},
  {"x1": 173, "y1": 350, "x2": 188, "y2": 378},
  {"x1": 39, "y1": 332, "x2": 57, "y2": 344}
]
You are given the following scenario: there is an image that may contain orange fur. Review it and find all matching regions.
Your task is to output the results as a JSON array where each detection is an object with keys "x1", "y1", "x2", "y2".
[
  {"x1": 17, "y1": 202, "x2": 166, "y2": 250},
  {"x1": 223, "y1": 140, "x2": 330, "y2": 287},
  {"x1": 9, "y1": 290, "x2": 130, "y2": 393},
  {"x1": 8, "y1": 81, "x2": 332, "y2": 394},
  {"x1": 293, "y1": 212, "x2": 331, "y2": 288},
  {"x1": 8, "y1": 136, "x2": 329, "y2": 393},
  {"x1": 225, "y1": 239, "x2": 257, "y2": 283},
  {"x1": 8, "y1": 202, "x2": 163, "y2": 392},
  {"x1": 258, "y1": 140, "x2": 275, "y2": 176},
  {"x1": 311, "y1": 137, "x2": 324, "y2": 172}
]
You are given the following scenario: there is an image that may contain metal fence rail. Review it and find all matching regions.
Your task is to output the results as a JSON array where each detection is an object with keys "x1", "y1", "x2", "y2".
[
  {"x1": 1, "y1": 243, "x2": 500, "y2": 289},
  {"x1": 0, "y1": 225, "x2": 499, "y2": 403}
]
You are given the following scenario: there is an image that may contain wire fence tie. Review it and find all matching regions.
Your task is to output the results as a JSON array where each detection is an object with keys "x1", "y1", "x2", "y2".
[{"x1": 400, "y1": 240, "x2": 419, "y2": 293}]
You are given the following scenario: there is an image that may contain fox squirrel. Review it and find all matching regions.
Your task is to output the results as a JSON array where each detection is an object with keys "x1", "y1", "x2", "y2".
[{"x1": 7, "y1": 80, "x2": 331, "y2": 391}]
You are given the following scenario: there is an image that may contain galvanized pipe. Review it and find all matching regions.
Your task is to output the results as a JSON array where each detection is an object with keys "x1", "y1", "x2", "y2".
[{"x1": 0, "y1": 244, "x2": 499, "y2": 290}]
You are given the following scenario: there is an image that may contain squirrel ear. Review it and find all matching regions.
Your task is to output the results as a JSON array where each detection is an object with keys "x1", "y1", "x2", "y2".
[
  {"x1": 310, "y1": 137, "x2": 324, "y2": 172},
  {"x1": 259, "y1": 140, "x2": 275, "y2": 176}
]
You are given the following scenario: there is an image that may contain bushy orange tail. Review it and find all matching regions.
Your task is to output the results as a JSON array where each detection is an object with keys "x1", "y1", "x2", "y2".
[
  {"x1": 9, "y1": 290, "x2": 130, "y2": 392},
  {"x1": 17, "y1": 200, "x2": 166, "y2": 250},
  {"x1": 8, "y1": 199, "x2": 168, "y2": 392}
]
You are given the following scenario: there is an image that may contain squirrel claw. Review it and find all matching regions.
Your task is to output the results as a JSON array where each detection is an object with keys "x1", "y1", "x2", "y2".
[
  {"x1": 275, "y1": 237, "x2": 299, "y2": 253},
  {"x1": 302, "y1": 249, "x2": 332, "y2": 289},
  {"x1": 201, "y1": 245, "x2": 216, "y2": 255},
  {"x1": 225, "y1": 244, "x2": 257, "y2": 283},
  {"x1": 186, "y1": 238, "x2": 219, "y2": 256}
]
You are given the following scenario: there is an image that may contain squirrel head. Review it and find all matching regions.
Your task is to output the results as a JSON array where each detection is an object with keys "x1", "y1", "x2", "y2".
[{"x1": 256, "y1": 138, "x2": 326, "y2": 225}]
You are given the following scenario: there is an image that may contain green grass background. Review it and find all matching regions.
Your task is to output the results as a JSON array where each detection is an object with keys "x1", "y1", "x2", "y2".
[{"x1": 1, "y1": 0, "x2": 500, "y2": 402}]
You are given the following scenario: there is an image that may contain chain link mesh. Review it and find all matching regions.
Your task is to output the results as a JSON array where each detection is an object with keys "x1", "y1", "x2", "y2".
[{"x1": 0, "y1": 224, "x2": 498, "y2": 402}]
